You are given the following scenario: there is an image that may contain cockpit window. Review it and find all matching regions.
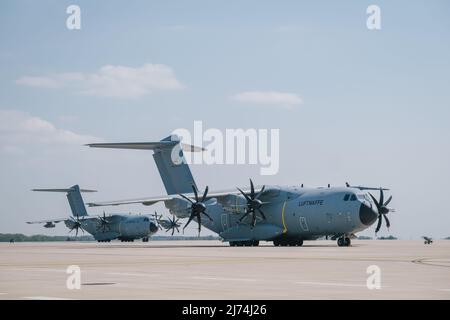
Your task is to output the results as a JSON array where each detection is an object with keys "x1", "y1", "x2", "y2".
[
  {"x1": 350, "y1": 194, "x2": 357, "y2": 201},
  {"x1": 144, "y1": 217, "x2": 149, "y2": 222},
  {"x1": 343, "y1": 194, "x2": 350, "y2": 201}
]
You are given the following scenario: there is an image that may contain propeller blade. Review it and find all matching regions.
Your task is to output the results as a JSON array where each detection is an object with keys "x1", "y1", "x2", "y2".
[
  {"x1": 183, "y1": 214, "x2": 195, "y2": 231},
  {"x1": 379, "y1": 188, "x2": 384, "y2": 207},
  {"x1": 239, "y1": 211, "x2": 250, "y2": 222},
  {"x1": 375, "y1": 215, "x2": 383, "y2": 233},
  {"x1": 192, "y1": 185, "x2": 199, "y2": 202},
  {"x1": 250, "y1": 179, "x2": 255, "y2": 198},
  {"x1": 179, "y1": 193, "x2": 194, "y2": 204},
  {"x1": 197, "y1": 215, "x2": 202, "y2": 234},
  {"x1": 255, "y1": 185, "x2": 266, "y2": 200},
  {"x1": 369, "y1": 192, "x2": 380, "y2": 209},
  {"x1": 171, "y1": 228, "x2": 175, "y2": 236},
  {"x1": 237, "y1": 187, "x2": 252, "y2": 202},
  {"x1": 202, "y1": 211, "x2": 214, "y2": 222},
  {"x1": 201, "y1": 186, "x2": 209, "y2": 202},
  {"x1": 383, "y1": 214, "x2": 391, "y2": 229},
  {"x1": 251, "y1": 214, "x2": 257, "y2": 227},
  {"x1": 384, "y1": 195, "x2": 393, "y2": 207},
  {"x1": 257, "y1": 208, "x2": 267, "y2": 220}
]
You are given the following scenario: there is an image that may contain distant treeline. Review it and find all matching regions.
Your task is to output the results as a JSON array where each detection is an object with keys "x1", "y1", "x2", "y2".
[
  {"x1": 0, "y1": 233, "x2": 220, "y2": 242},
  {"x1": 0, "y1": 233, "x2": 94, "y2": 242}
]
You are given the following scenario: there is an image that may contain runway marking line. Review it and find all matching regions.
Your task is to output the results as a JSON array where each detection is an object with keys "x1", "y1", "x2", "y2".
[
  {"x1": 23, "y1": 296, "x2": 72, "y2": 300},
  {"x1": 295, "y1": 281, "x2": 386, "y2": 288},
  {"x1": 191, "y1": 276, "x2": 258, "y2": 282},
  {"x1": 105, "y1": 272, "x2": 161, "y2": 277}
]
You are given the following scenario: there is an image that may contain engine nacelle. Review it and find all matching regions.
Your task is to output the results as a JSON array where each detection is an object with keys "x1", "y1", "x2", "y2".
[
  {"x1": 165, "y1": 198, "x2": 191, "y2": 218},
  {"x1": 221, "y1": 194, "x2": 247, "y2": 214}
]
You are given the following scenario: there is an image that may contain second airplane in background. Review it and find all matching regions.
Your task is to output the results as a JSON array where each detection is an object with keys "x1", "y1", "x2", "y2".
[{"x1": 27, "y1": 185, "x2": 160, "y2": 242}]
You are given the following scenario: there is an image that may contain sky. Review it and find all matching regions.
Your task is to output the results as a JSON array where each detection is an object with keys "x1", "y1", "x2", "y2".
[{"x1": 0, "y1": 0, "x2": 449, "y2": 238}]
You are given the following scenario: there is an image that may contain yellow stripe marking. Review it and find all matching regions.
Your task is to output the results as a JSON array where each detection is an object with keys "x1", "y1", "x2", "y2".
[{"x1": 281, "y1": 201, "x2": 288, "y2": 233}]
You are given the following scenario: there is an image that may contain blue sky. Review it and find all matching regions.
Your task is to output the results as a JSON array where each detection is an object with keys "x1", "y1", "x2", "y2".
[{"x1": 0, "y1": 1, "x2": 449, "y2": 238}]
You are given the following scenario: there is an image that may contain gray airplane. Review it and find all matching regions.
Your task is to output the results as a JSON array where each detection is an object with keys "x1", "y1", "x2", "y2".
[
  {"x1": 86, "y1": 135, "x2": 395, "y2": 247},
  {"x1": 27, "y1": 185, "x2": 159, "y2": 242},
  {"x1": 422, "y1": 236, "x2": 433, "y2": 245}
]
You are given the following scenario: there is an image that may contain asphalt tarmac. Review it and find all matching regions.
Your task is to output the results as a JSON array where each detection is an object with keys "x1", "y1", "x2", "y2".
[{"x1": 0, "y1": 240, "x2": 449, "y2": 299}]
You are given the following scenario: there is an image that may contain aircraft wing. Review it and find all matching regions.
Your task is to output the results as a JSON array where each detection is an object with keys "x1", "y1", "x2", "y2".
[
  {"x1": 26, "y1": 218, "x2": 68, "y2": 224},
  {"x1": 86, "y1": 187, "x2": 264, "y2": 208}
]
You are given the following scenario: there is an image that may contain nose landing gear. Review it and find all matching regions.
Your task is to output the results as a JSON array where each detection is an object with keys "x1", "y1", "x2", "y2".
[{"x1": 337, "y1": 237, "x2": 351, "y2": 247}]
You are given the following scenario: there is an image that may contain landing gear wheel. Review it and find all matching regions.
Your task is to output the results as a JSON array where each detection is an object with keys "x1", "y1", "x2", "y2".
[
  {"x1": 337, "y1": 237, "x2": 351, "y2": 247},
  {"x1": 344, "y1": 237, "x2": 351, "y2": 247}
]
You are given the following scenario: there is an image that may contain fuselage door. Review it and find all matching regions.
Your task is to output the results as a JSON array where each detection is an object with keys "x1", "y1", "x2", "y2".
[
  {"x1": 221, "y1": 214, "x2": 228, "y2": 231},
  {"x1": 299, "y1": 216, "x2": 309, "y2": 232}
]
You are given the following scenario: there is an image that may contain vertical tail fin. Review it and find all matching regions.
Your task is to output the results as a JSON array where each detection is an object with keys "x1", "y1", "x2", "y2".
[
  {"x1": 152, "y1": 135, "x2": 197, "y2": 194},
  {"x1": 32, "y1": 185, "x2": 97, "y2": 217},
  {"x1": 87, "y1": 135, "x2": 204, "y2": 195}
]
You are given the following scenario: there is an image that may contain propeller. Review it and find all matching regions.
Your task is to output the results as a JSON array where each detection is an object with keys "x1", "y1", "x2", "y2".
[
  {"x1": 237, "y1": 179, "x2": 267, "y2": 228},
  {"x1": 68, "y1": 215, "x2": 84, "y2": 237},
  {"x1": 96, "y1": 212, "x2": 110, "y2": 233},
  {"x1": 369, "y1": 188, "x2": 394, "y2": 234},
  {"x1": 179, "y1": 185, "x2": 215, "y2": 235},
  {"x1": 165, "y1": 215, "x2": 181, "y2": 236},
  {"x1": 152, "y1": 211, "x2": 163, "y2": 230}
]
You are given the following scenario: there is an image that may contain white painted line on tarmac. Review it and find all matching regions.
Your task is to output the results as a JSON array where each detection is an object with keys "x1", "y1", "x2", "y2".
[
  {"x1": 23, "y1": 296, "x2": 72, "y2": 300},
  {"x1": 0, "y1": 293, "x2": 8, "y2": 295},
  {"x1": 295, "y1": 281, "x2": 368, "y2": 288},
  {"x1": 438, "y1": 289, "x2": 450, "y2": 292},
  {"x1": 191, "y1": 276, "x2": 258, "y2": 282},
  {"x1": 105, "y1": 272, "x2": 161, "y2": 277}
]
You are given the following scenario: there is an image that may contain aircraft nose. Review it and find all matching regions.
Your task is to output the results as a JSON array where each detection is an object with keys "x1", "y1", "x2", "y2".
[
  {"x1": 149, "y1": 222, "x2": 159, "y2": 233},
  {"x1": 359, "y1": 203, "x2": 378, "y2": 226}
]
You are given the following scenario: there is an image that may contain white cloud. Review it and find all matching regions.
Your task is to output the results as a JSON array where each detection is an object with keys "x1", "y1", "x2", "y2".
[
  {"x1": 231, "y1": 91, "x2": 303, "y2": 108},
  {"x1": 0, "y1": 110, "x2": 101, "y2": 154},
  {"x1": 15, "y1": 63, "x2": 184, "y2": 98}
]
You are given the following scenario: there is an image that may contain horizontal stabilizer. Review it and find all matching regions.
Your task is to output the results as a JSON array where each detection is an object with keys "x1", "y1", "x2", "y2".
[
  {"x1": 86, "y1": 142, "x2": 204, "y2": 152},
  {"x1": 32, "y1": 188, "x2": 97, "y2": 193}
]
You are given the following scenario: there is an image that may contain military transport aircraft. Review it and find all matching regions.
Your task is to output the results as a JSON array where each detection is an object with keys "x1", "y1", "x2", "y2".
[
  {"x1": 27, "y1": 185, "x2": 160, "y2": 242},
  {"x1": 422, "y1": 236, "x2": 433, "y2": 245},
  {"x1": 86, "y1": 135, "x2": 395, "y2": 247}
]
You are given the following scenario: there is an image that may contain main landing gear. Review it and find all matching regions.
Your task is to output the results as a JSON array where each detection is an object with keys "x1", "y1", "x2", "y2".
[
  {"x1": 97, "y1": 239, "x2": 111, "y2": 243},
  {"x1": 229, "y1": 240, "x2": 260, "y2": 247},
  {"x1": 337, "y1": 237, "x2": 351, "y2": 247},
  {"x1": 120, "y1": 239, "x2": 134, "y2": 242},
  {"x1": 142, "y1": 237, "x2": 149, "y2": 242},
  {"x1": 273, "y1": 239, "x2": 303, "y2": 247}
]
